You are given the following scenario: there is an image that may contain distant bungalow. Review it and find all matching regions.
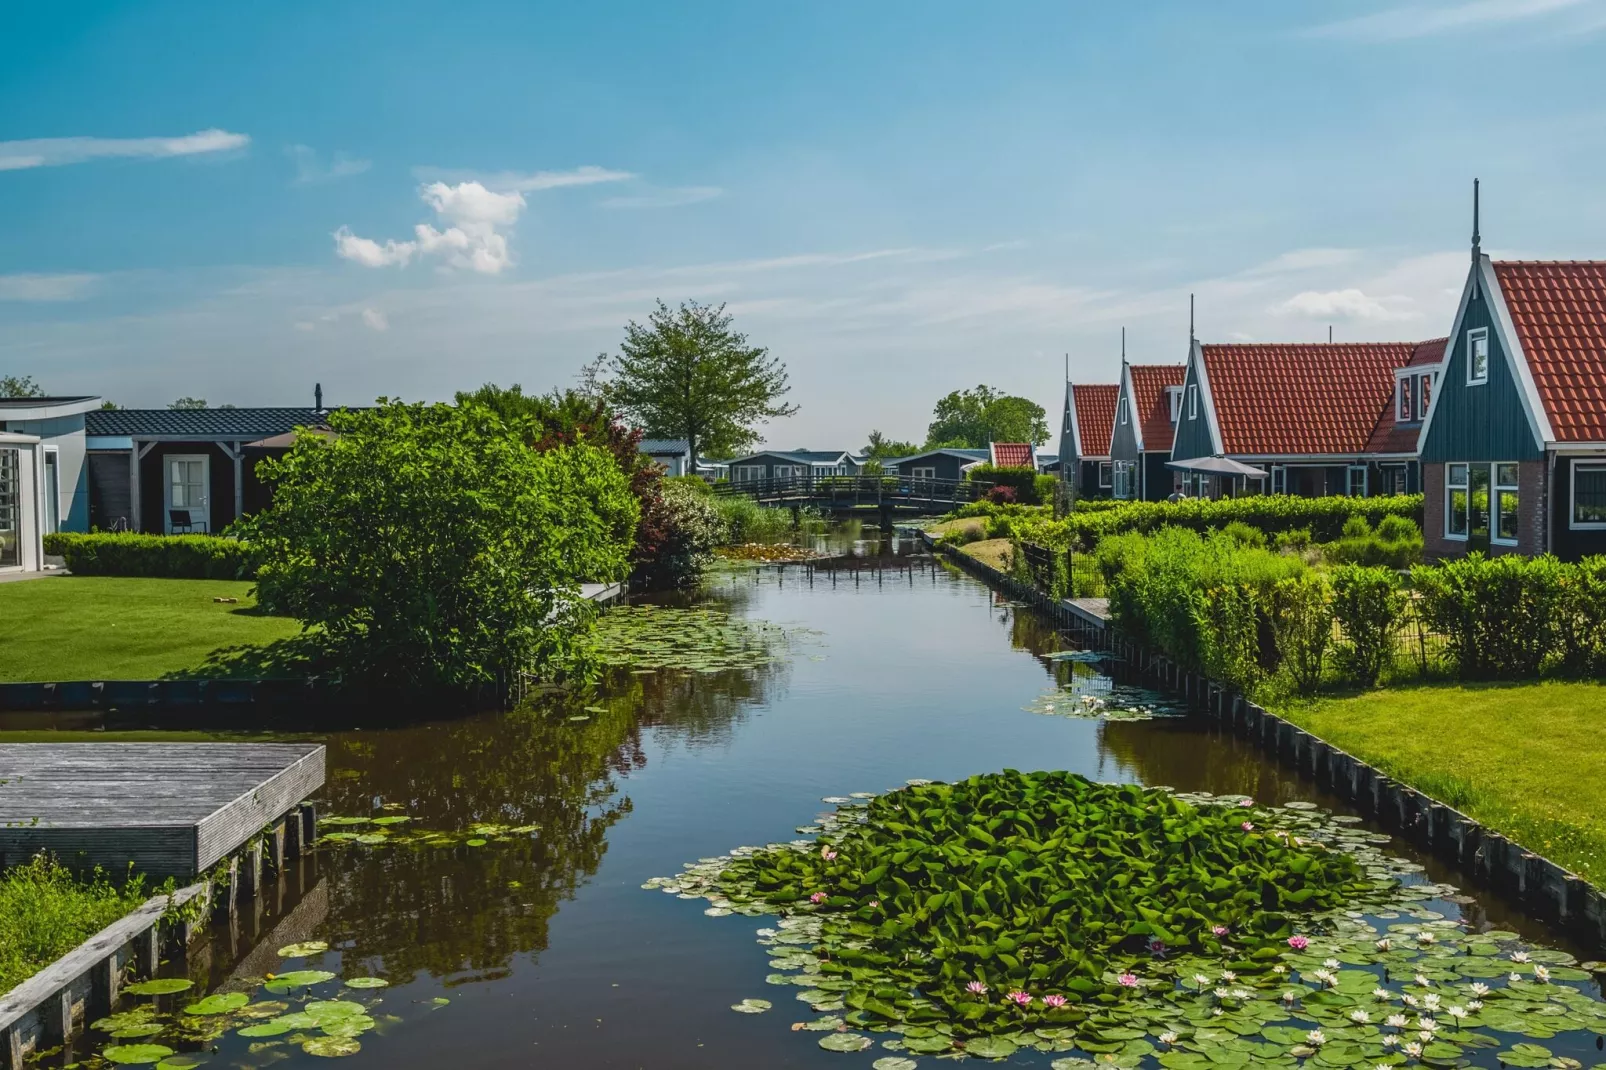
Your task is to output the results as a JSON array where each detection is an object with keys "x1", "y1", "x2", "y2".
[{"x1": 725, "y1": 449, "x2": 862, "y2": 482}]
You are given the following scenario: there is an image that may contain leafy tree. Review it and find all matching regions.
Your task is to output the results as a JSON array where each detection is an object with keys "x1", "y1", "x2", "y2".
[
  {"x1": 99, "y1": 400, "x2": 121, "y2": 410},
  {"x1": 591, "y1": 300, "x2": 797, "y2": 464},
  {"x1": 926, "y1": 385, "x2": 1048, "y2": 448},
  {"x1": 862, "y1": 430, "x2": 920, "y2": 460},
  {"x1": 241, "y1": 399, "x2": 639, "y2": 696},
  {"x1": 0, "y1": 375, "x2": 45, "y2": 398},
  {"x1": 169, "y1": 397, "x2": 208, "y2": 409}
]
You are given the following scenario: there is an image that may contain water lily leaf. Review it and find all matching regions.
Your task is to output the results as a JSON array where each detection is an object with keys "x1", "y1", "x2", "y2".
[
  {"x1": 154, "y1": 1057, "x2": 206, "y2": 1070},
  {"x1": 237, "y1": 1022, "x2": 296, "y2": 1038},
  {"x1": 731, "y1": 998, "x2": 772, "y2": 1014},
  {"x1": 183, "y1": 992, "x2": 249, "y2": 1016},
  {"x1": 342, "y1": 977, "x2": 389, "y2": 989},
  {"x1": 466, "y1": 838, "x2": 487, "y2": 847},
  {"x1": 962, "y1": 1036, "x2": 1018, "y2": 1060},
  {"x1": 302, "y1": 1036, "x2": 361, "y2": 1058},
  {"x1": 873, "y1": 1059, "x2": 918, "y2": 1070},
  {"x1": 109, "y1": 1025, "x2": 167, "y2": 1039},
  {"x1": 262, "y1": 970, "x2": 335, "y2": 992},
  {"x1": 277, "y1": 941, "x2": 330, "y2": 958},
  {"x1": 102, "y1": 1045, "x2": 176, "y2": 1065},
  {"x1": 122, "y1": 979, "x2": 194, "y2": 996},
  {"x1": 819, "y1": 1032, "x2": 873, "y2": 1052},
  {"x1": 430, "y1": 997, "x2": 450, "y2": 1005},
  {"x1": 370, "y1": 816, "x2": 411, "y2": 826}
]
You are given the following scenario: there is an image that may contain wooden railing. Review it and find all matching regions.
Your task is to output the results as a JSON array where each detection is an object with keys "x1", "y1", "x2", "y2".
[{"x1": 713, "y1": 474, "x2": 990, "y2": 508}]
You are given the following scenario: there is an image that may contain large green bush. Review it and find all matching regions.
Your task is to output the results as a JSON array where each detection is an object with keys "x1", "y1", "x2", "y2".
[
  {"x1": 1330, "y1": 564, "x2": 1406, "y2": 687},
  {"x1": 1325, "y1": 514, "x2": 1424, "y2": 569},
  {"x1": 1269, "y1": 573, "x2": 1334, "y2": 696},
  {"x1": 238, "y1": 400, "x2": 638, "y2": 693},
  {"x1": 633, "y1": 478, "x2": 726, "y2": 589},
  {"x1": 965, "y1": 463, "x2": 1044, "y2": 503},
  {"x1": 42, "y1": 532, "x2": 254, "y2": 580},
  {"x1": 715, "y1": 495, "x2": 801, "y2": 544},
  {"x1": 1413, "y1": 554, "x2": 1567, "y2": 679}
]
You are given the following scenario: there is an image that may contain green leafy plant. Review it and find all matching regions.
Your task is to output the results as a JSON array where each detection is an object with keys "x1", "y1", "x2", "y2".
[
  {"x1": 965, "y1": 463, "x2": 1044, "y2": 504},
  {"x1": 1331, "y1": 565, "x2": 1406, "y2": 687},
  {"x1": 1270, "y1": 572, "x2": 1334, "y2": 695},
  {"x1": 0, "y1": 854, "x2": 152, "y2": 993},
  {"x1": 1412, "y1": 554, "x2": 1567, "y2": 679},
  {"x1": 41, "y1": 532, "x2": 255, "y2": 580}
]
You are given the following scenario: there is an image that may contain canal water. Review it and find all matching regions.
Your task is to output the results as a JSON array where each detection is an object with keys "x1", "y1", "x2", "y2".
[{"x1": 12, "y1": 548, "x2": 1602, "y2": 1069}]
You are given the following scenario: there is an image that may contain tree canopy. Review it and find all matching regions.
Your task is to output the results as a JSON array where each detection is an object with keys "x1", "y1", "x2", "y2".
[
  {"x1": 590, "y1": 300, "x2": 796, "y2": 464},
  {"x1": 926, "y1": 385, "x2": 1048, "y2": 448},
  {"x1": 862, "y1": 430, "x2": 921, "y2": 460},
  {"x1": 0, "y1": 375, "x2": 45, "y2": 399}
]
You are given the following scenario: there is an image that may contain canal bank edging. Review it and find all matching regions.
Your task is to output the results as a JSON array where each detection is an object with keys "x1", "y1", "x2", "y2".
[{"x1": 922, "y1": 532, "x2": 1606, "y2": 955}]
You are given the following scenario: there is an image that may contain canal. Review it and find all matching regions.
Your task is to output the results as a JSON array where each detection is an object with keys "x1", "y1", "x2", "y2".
[{"x1": 12, "y1": 545, "x2": 1604, "y2": 1069}]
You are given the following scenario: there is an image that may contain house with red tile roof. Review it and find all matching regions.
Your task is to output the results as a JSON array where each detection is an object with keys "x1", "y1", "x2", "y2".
[
  {"x1": 1168, "y1": 338, "x2": 1444, "y2": 499},
  {"x1": 988, "y1": 442, "x2": 1036, "y2": 469},
  {"x1": 1057, "y1": 382, "x2": 1119, "y2": 501},
  {"x1": 1109, "y1": 363, "x2": 1186, "y2": 500},
  {"x1": 1417, "y1": 206, "x2": 1606, "y2": 560}
]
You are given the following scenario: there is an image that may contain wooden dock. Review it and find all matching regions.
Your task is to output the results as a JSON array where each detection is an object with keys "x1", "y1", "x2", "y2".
[{"x1": 0, "y1": 743, "x2": 324, "y2": 877}]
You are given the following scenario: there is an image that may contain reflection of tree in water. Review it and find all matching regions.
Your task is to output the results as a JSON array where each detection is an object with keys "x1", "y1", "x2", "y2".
[
  {"x1": 629, "y1": 657, "x2": 792, "y2": 747},
  {"x1": 315, "y1": 703, "x2": 639, "y2": 987}
]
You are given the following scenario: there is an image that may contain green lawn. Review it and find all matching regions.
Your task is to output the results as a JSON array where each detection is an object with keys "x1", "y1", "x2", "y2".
[
  {"x1": 0, "y1": 576, "x2": 304, "y2": 682},
  {"x1": 1277, "y1": 680, "x2": 1606, "y2": 882}
]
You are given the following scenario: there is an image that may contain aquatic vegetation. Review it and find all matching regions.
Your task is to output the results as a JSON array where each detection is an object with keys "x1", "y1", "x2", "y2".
[
  {"x1": 318, "y1": 814, "x2": 540, "y2": 850},
  {"x1": 715, "y1": 543, "x2": 817, "y2": 564},
  {"x1": 590, "y1": 604, "x2": 797, "y2": 672},
  {"x1": 650, "y1": 770, "x2": 1606, "y2": 1065},
  {"x1": 1022, "y1": 685, "x2": 1183, "y2": 721}
]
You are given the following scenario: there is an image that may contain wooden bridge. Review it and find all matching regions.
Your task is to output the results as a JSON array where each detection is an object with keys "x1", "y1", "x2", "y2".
[{"x1": 712, "y1": 474, "x2": 990, "y2": 516}]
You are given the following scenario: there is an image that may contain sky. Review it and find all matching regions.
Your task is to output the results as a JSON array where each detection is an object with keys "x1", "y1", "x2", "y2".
[{"x1": 3, "y1": 0, "x2": 1605, "y2": 452}]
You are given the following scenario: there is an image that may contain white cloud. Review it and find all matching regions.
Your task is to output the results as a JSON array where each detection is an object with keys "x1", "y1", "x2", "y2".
[
  {"x1": 412, "y1": 165, "x2": 635, "y2": 192},
  {"x1": 1273, "y1": 288, "x2": 1417, "y2": 321},
  {"x1": 601, "y1": 185, "x2": 724, "y2": 209},
  {"x1": 0, "y1": 273, "x2": 99, "y2": 301},
  {"x1": 334, "y1": 181, "x2": 527, "y2": 275},
  {"x1": 361, "y1": 308, "x2": 389, "y2": 331},
  {"x1": 1307, "y1": 0, "x2": 1596, "y2": 39},
  {"x1": 0, "y1": 129, "x2": 248, "y2": 171},
  {"x1": 288, "y1": 145, "x2": 370, "y2": 185},
  {"x1": 1246, "y1": 248, "x2": 1363, "y2": 274}
]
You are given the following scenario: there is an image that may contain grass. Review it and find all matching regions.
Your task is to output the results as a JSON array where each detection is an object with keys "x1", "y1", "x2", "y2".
[
  {"x1": 0, "y1": 854, "x2": 156, "y2": 993},
  {"x1": 1276, "y1": 680, "x2": 1606, "y2": 882},
  {"x1": 0, "y1": 576, "x2": 303, "y2": 682},
  {"x1": 960, "y1": 538, "x2": 1013, "y2": 572},
  {"x1": 928, "y1": 517, "x2": 987, "y2": 541}
]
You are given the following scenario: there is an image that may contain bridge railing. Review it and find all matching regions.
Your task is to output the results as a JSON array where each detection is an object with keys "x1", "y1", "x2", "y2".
[{"x1": 711, "y1": 474, "x2": 991, "y2": 506}]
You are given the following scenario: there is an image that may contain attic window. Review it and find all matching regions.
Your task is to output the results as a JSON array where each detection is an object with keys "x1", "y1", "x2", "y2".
[
  {"x1": 1167, "y1": 386, "x2": 1182, "y2": 424},
  {"x1": 1187, "y1": 384, "x2": 1198, "y2": 420},
  {"x1": 1119, "y1": 399, "x2": 1129, "y2": 425},
  {"x1": 1467, "y1": 328, "x2": 1490, "y2": 386},
  {"x1": 1397, "y1": 376, "x2": 1414, "y2": 423}
]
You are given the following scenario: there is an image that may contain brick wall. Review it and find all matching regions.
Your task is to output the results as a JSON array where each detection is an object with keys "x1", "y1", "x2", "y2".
[
  {"x1": 1422, "y1": 460, "x2": 1549, "y2": 560},
  {"x1": 1422, "y1": 463, "x2": 1455, "y2": 561}
]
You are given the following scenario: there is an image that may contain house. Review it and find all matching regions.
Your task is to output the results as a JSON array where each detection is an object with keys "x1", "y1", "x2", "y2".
[
  {"x1": 1418, "y1": 211, "x2": 1606, "y2": 560},
  {"x1": 1056, "y1": 382, "x2": 1118, "y2": 501},
  {"x1": 638, "y1": 438, "x2": 692, "y2": 477},
  {"x1": 1109, "y1": 363, "x2": 1186, "y2": 500},
  {"x1": 0, "y1": 395, "x2": 103, "y2": 537},
  {"x1": 84, "y1": 405, "x2": 332, "y2": 533},
  {"x1": 1169, "y1": 340, "x2": 1443, "y2": 499},
  {"x1": 725, "y1": 450, "x2": 861, "y2": 483},
  {"x1": 0, "y1": 428, "x2": 45, "y2": 572},
  {"x1": 988, "y1": 442, "x2": 1037, "y2": 469},
  {"x1": 882, "y1": 448, "x2": 989, "y2": 481}
]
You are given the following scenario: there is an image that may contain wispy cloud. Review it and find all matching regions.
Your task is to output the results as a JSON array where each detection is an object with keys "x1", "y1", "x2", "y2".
[
  {"x1": 1246, "y1": 248, "x2": 1362, "y2": 274},
  {"x1": 1306, "y1": 0, "x2": 1598, "y2": 40},
  {"x1": 289, "y1": 145, "x2": 370, "y2": 185},
  {"x1": 1273, "y1": 287, "x2": 1418, "y2": 321},
  {"x1": 411, "y1": 164, "x2": 634, "y2": 192},
  {"x1": 0, "y1": 273, "x2": 99, "y2": 301},
  {"x1": 600, "y1": 185, "x2": 724, "y2": 209},
  {"x1": 0, "y1": 129, "x2": 249, "y2": 171},
  {"x1": 361, "y1": 307, "x2": 389, "y2": 331}
]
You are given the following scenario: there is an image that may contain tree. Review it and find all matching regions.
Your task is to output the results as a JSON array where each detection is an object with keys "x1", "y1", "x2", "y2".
[
  {"x1": 862, "y1": 430, "x2": 920, "y2": 460},
  {"x1": 925, "y1": 385, "x2": 1048, "y2": 448},
  {"x1": 592, "y1": 300, "x2": 797, "y2": 465},
  {"x1": 169, "y1": 397, "x2": 208, "y2": 409},
  {"x1": 240, "y1": 399, "x2": 639, "y2": 696},
  {"x1": 100, "y1": 400, "x2": 122, "y2": 410},
  {"x1": 1, "y1": 374, "x2": 45, "y2": 398}
]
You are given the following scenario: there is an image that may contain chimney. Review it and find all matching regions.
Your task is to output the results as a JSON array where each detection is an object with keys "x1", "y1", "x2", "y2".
[{"x1": 314, "y1": 383, "x2": 324, "y2": 413}]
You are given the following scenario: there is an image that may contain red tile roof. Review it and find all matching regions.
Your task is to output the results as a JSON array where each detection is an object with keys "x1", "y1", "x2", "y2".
[
  {"x1": 1364, "y1": 339, "x2": 1448, "y2": 455},
  {"x1": 1128, "y1": 364, "x2": 1185, "y2": 452},
  {"x1": 990, "y1": 442, "x2": 1035, "y2": 468},
  {"x1": 1201, "y1": 343, "x2": 1422, "y2": 456},
  {"x1": 1492, "y1": 261, "x2": 1606, "y2": 443},
  {"x1": 1071, "y1": 383, "x2": 1118, "y2": 458}
]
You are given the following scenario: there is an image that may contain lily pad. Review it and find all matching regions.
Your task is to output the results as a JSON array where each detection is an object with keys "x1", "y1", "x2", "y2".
[
  {"x1": 343, "y1": 977, "x2": 389, "y2": 989},
  {"x1": 962, "y1": 1036, "x2": 1018, "y2": 1060},
  {"x1": 277, "y1": 941, "x2": 330, "y2": 958},
  {"x1": 819, "y1": 1032, "x2": 873, "y2": 1052},
  {"x1": 108, "y1": 1025, "x2": 167, "y2": 1039},
  {"x1": 873, "y1": 1059, "x2": 918, "y2": 1070},
  {"x1": 731, "y1": 998, "x2": 772, "y2": 1014},
  {"x1": 262, "y1": 970, "x2": 335, "y2": 993},
  {"x1": 122, "y1": 978, "x2": 195, "y2": 996},
  {"x1": 301, "y1": 1036, "x2": 361, "y2": 1058},
  {"x1": 237, "y1": 1021, "x2": 297, "y2": 1038},
  {"x1": 102, "y1": 1045, "x2": 176, "y2": 1065},
  {"x1": 184, "y1": 992, "x2": 250, "y2": 1016}
]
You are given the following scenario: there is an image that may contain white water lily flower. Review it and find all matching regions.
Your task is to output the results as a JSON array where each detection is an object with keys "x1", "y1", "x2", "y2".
[
  {"x1": 1404, "y1": 1042, "x2": 1423, "y2": 1058},
  {"x1": 1417, "y1": 1017, "x2": 1438, "y2": 1033},
  {"x1": 1470, "y1": 982, "x2": 1491, "y2": 997},
  {"x1": 1414, "y1": 974, "x2": 1432, "y2": 987},
  {"x1": 1373, "y1": 987, "x2": 1393, "y2": 1001},
  {"x1": 1401, "y1": 994, "x2": 1419, "y2": 1008},
  {"x1": 1213, "y1": 987, "x2": 1230, "y2": 1000},
  {"x1": 1211, "y1": 1007, "x2": 1223, "y2": 1017},
  {"x1": 1305, "y1": 1030, "x2": 1326, "y2": 1047},
  {"x1": 1232, "y1": 988, "x2": 1252, "y2": 1001},
  {"x1": 1282, "y1": 991, "x2": 1298, "y2": 1004},
  {"x1": 1381, "y1": 1035, "x2": 1400, "y2": 1048},
  {"x1": 1158, "y1": 1032, "x2": 1178, "y2": 1046},
  {"x1": 1510, "y1": 950, "x2": 1530, "y2": 963},
  {"x1": 1534, "y1": 965, "x2": 1551, "y2": 983},
  {"x1": 1467, "y1": 1000, "x2": 1483, "y2": 1011},
  {"x1": 1311, "y1": 968, "x2": 1336, "y2": 986},
  {"x1": 1271, "y1": 964, "x2": 1288, "y2": 975},
  {"x1": 1375, "y1": 938, "x2": 1392, "y2": 951},
  {"x1": 1422, "y1": 993, "x2": 1440, "y2": 1011},
  {"x1": 1192, "y1": 973, "x2": 1211, "y2": 987},
  {"x1": 1324, "y1": 958, "x2": 1341, "y2": 969},
  {"x1": 1219, "y1": 971, "x2": 1236, "y2": 982},
  {"x1": 1415, "y1": 931, "x2": 1435, "y2": 944},
  {"x1": 1349, "y1": 1010, "x2": 1370, "y2": 1024},
  {"x1": 1446, "y1": 1006, "x2": 1467, "y2": 1020},
  {"x1": 1509, "y1": 972, "x2": 1522, "y2": 983},
  {"x1": 1386, "y1": 1014, "x2": 1409, "y2": 1029}
]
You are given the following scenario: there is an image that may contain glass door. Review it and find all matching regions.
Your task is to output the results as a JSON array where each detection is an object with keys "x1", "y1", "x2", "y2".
[
  {"x1": 0, "y1": 449, "x2": 19, "y2": 568},
  {"x1": 43, "y1": 448, "x2": 60, "y2": 534},
  {"x1": 166, "y1": 454, "x2": 210, "y2": 533}
]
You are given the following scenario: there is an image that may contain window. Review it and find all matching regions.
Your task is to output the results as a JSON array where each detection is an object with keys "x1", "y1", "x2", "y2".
[
  {"x1": 1119, "y1": 398, "x2": 1129, "y2": 425},
  {"x1": 1446, "y1": 463, "x2": 1469, "y2": 538},
  {"x1": 1418, "y1": 373, "x2": 1432, "y2": 414},
  {"x1": 1271, "y1": 465, "x2": 1287, "y2": 495},
  {"x1": 1187, "y1": 384, "x2": 1198, "y2": 420},
  {"x1": 42, "y1": 448, "x2": 60, "y2": 535},
  {"x1": 1347, "y1": 466, "x2": 1368, "y2": 497},
  {"x1": 1167, "y1": 387, "x2": 1182, "y2": 424},
  {"x1": 1467, "y1": 328, "x2": 1490, "y2": 385},
  {"x1": 0, "y1": 449, "x2": 18, "y2": 569},
  {"x1": 1493, "y1": 462, "x2": 1520, "y2": 545},
  {"x1": 733, "y1": 465, "x2": 765, "y2": 482},
  {"x1": 1098, "y1": 461, "x2": 1113, "y2": 488},
  {"x1": 1397, "y1": 377, "x2": 1414, "y2": 423},
  {"x1": 1469, "y1": 463, "x2": 1490, "y2": 546},
  {"x1": 911, "y1": 466, "x2": 936, "y2": 480},
  {"x1": 1113, "y1": 461, "x2": 1135, "y2": 499},
  {"x1": 774, "y1": 465, "x2": 805, "y2": 480},
  {"x1": 1380, "y1": 466, "x2": 1407, "y2": 496},
  {"x1": 1573, "y1": 462, "x2": 1606, "y2": 529}
]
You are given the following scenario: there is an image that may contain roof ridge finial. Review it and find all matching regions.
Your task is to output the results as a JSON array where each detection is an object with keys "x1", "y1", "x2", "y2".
[
  {"x1": 1472, "y1": 177, "x2": 1481, "y2": 263},
  {"x1": 1189, "y1": 293, "x2": 1195, "y2": 343},
  {"x1": 1121, "y1": 326, "x2": 1126, "y2": 364}
]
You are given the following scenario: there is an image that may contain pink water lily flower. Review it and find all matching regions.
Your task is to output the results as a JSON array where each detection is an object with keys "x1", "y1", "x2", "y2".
[
  {"x1": 820, "y1": 847, "x2": 838, "y2": 861},
  {"x1": 1006, "y1": 990, "x2": 1032, "y2": 1006},
  {"x1": 869, "y1": 900, "x2": 880, "y2": 909},
  {"x1": 965, "y1": 981, "x2": 988, "y2": 996},
  {"x1": 1240, "y1": 821, "x2": 1254, "y2": 831},
  {"x1": 1288, "y1": 935, "x2": 1309, "y2": 950},
  {"x1": 1042, "y1": 994, "x2": 1068, "y2": 1008},
  {"x1": 1238, "y1": 798, "x2": 1254, "y2": 807},
  {"x1": 1117, "y1": 973, "x2": 1139, "y2": 988},
  {"x1": 1212, "y1": 925, "x2": 1230, "y2": 937},
  {"x1": 809, "y1": 891, "x2": 826, "y2": 904}
]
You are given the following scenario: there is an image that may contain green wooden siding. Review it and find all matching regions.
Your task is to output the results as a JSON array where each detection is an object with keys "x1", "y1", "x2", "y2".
[
  {"x1": 1421, "y1": 277, "x2": 1543, "y2": 463},
  {"x1": 1169, "y1": 357, "x2": 1216, "y2": 462},
  {"x1": 1110, "y1": 388, "x2": 1140, "y2": 468}
]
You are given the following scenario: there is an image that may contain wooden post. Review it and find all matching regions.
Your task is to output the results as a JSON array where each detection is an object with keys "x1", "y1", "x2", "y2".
[
  {"x1": 285, "y1": 809, "x2": 304, "y2": 858},
  {"x1": 5, "y1": 1024, "x2": 21, "y2": 1070},
  {"x1": 242, "y1": 839, "x2": 263, "y2": 898},
  {"x1": 300, "y1": 802, "x2": 318, "y2": 849},
  {"x1": 269, "y1": 821, "x2": 286, "y2": 875},
  {"x1": 91, "y1": 954, "x2": 121, "y2": 1020},
  {"x1": 48, "y1": 988, "x2": 71, "y2": 1044},
  {"x1": 136, "y1": 924, "x2": 159, "y2": 978}
]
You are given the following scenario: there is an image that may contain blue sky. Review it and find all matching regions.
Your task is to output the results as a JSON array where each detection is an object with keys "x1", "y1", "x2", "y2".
[{"x1": 3, "y1": 0, "x2": 1605, "y2": 449}]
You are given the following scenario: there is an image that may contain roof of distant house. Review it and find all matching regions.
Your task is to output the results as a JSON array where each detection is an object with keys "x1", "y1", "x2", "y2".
[
  {"x1": 0, "y1": 396, "x2": 104, "y2": 420},
  {"x1": 728, "y1": 449, "x2": 856, "y2": 465},
  {"x1": 1201, "y1": 343, "x2": 1421, "y2": 456},
  {"x1": 1070, "y1": 383, "x2": 1118, "y2": 459},
  {"x1": 989, "y1": 442, "x2": 1035, "y2": 468},
  {"x1": 86, "y1": 408, "x2": 331, "y2": 438},
  {"x1": 638, "y1": 438, "x2": 690, "y2": 454},
  {"x1": 882, "y1": 447, "x2": 989, "y2": 466},
  {"x1": 1128, "y1": 364, "x2": 1186, "y2": 452},
  {"x1": 1365, "y1": 339, "x2": 1448, "y2": 456},
  {"x1": 1491, "y1": 260, "x2": 1606, "y2": 443}
]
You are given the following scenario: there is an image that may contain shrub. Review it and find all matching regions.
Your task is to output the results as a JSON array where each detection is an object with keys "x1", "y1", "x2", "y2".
[
  {"x1": 984, "y1": 484, "x2": 1019, "y2": 506},
  {"x1": 1274, "y1": 527, "x2": 1313, "y2": 552},
  {"x1": 0, "y1": 854, "x2": 155, "y2": 994},
  {"x1": 1326, "y1": 515, "x2": 1423, "y2": 570},
  {"x1": 42, "y1": 532, "x2": 255, "y2": 580},
  {"x1": 1034, "y1": 473, "x2": 1062, "y2": 509},
  {"x1": 239, "y1": 400, "x2": 638, "y2": 693},
  {"x1": 633, "y1": 478, "x2": 726, "y2": 589},
  {"x1": 1331, "y1": 565, "x2": 1406, "y2": 687},
  {"x1": 1192, "y1": 582, "x2": 1266, "y2": 693},
  {"x1": 1270, "y1": 573, "x2": 1334, "y2": 695},
  {"x1": 1413, "y1": 554, "x2": 1564, "y2": 679},
  {"x1": 1219, "y1": 521, "x2": 1267, "y2": 549},
  {"x1": 1556, "y1": 557, "x2": 1606, "y2": 676},
  {"x1": 967, "y1": 463, "x2": 1042, "y2": 503},
  {"x1": 664, "y1": 474, "x2": 713, "y2": 497},
  {"x1": 714, "y1": 496, "x2": 797, "y2": 544}
]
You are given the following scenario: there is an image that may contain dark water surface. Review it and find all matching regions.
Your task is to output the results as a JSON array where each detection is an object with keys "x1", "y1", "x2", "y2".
[{"x1": 11, "y1": 554, "x2": 1599, "y2": 1069}]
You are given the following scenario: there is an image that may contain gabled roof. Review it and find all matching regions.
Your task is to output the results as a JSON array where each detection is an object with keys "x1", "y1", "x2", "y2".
[
  {"x1": 1127, "y1": 364, "x2": 1186, "y2": 453},
  {"x1": 638, "y1": 438, "x2": 690, "y2": 454},
  {"x1": 1201, "y1": 343, "x2": 1421, "y2": 456},
  {"x1": 884, "y1": 447, "x2": 989, "y2": 466},
  {"x1": 989, "y1": 442, "x2": 1035, "y2": 468},
  {"x1": 1365, "y1": 339, "x2": 1448, "y2": 456},
  {"x1": 86, "y1": 408, "x2": 330, "y2": 438},
  {"x1": 1491, "y1": 261, "x2": 1606, "y2": 443},
  {"x1": 728, "y1": 449, "x2": 855, "y2": 466},
  {"x1": 1069, "y1": 383, "x2": 1117, "y2": 459}
]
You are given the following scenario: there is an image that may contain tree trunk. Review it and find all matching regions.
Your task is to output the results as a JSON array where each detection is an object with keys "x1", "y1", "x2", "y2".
[{"x1": 687, "y1": 430, "x2": 698, "y2": 479}]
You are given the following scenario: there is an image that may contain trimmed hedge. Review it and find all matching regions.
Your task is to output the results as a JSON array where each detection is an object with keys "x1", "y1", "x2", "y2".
[
  {"x1": 965, "y1": 463, "x2": 1046, "y2": 504},
  {"x1": 42, "y1": 532, "x2": 256, "y2": 580}
]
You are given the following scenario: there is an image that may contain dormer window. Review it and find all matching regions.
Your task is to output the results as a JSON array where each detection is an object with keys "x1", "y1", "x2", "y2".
[
  {"x1": 1166, "y1": 386, "x2": 1182, "y2": 424},
  {"x1": 1397, "y1": 375, "x2": 1414, "y2": 423},
  {"x1": 1419, "y1": 373, "x2": 1432, "y2": 413},
  {"x1": 1467, "y1": 328, "x2": 1490, "y2": 385}
]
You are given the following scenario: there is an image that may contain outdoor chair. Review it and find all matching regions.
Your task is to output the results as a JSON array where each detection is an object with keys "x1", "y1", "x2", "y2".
[{"x1": 169, "y1": 509, "x2": 208, "y2": 534}]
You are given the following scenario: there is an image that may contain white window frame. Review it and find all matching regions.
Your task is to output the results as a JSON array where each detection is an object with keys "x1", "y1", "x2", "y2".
[
  {"x1": 40, "y1": 444, "x2": 61, "y2": 536},
  {"x1": 1418, "y1": 372, "x2": 1432, "y2": 415},
  {"x1": 1445, "y1": 462, "x2": 1470, "y2": 540},
  {"x1": 1167, "y1": 386, "x2": 1182, "y2": 424},
  {"x1": 911, "y1": 466, "x2": 936, "y2": 480},
  {"x1": 0, "y1": 447, "x2": 21, "y2": 571},
  {"x1": 733, "y1": 465, "x2": 766, "y2": 483},
  {"x1": 1396, "y1": 375, "x2": 1413, "y2": 423},
  {"x1": 1346, "y1": 465, "x2": 1368, "y2": 498},
  {"x1": 1492, "y1": 462, "x2": 1520, "y2": 546},
  {"x1": 1270, "y1": 465, "x2": 1287, "y2": 495},
  {"x1": 1098, "y1": 461, "x2": 1113, "y2": 488},
  {"x1": 1118, "y1": 398, "x2": 1129, "y2": 425},
  {"x1": 1466, "y1": 328, "x2": 1490, "y2": 386},
  {"x1": 1570, "y1": 460, "x2": 1606, "y2": 530},
  {"x1": 774, "y1": 464, "x2": 806, "y2": 480},
  {"x1": 1187, "y1": 384, "x2": 1198, "y2": 420}
]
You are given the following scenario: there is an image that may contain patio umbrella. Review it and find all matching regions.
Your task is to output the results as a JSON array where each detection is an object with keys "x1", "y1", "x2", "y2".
[{"x1": 1165, "y1": 455, "x2": 1269, "y2": 479}]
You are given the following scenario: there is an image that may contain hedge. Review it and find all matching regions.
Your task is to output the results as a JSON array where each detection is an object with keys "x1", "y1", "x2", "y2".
[{"x1": 42, "y1": 532, "x2": 256, "y2": 580}]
